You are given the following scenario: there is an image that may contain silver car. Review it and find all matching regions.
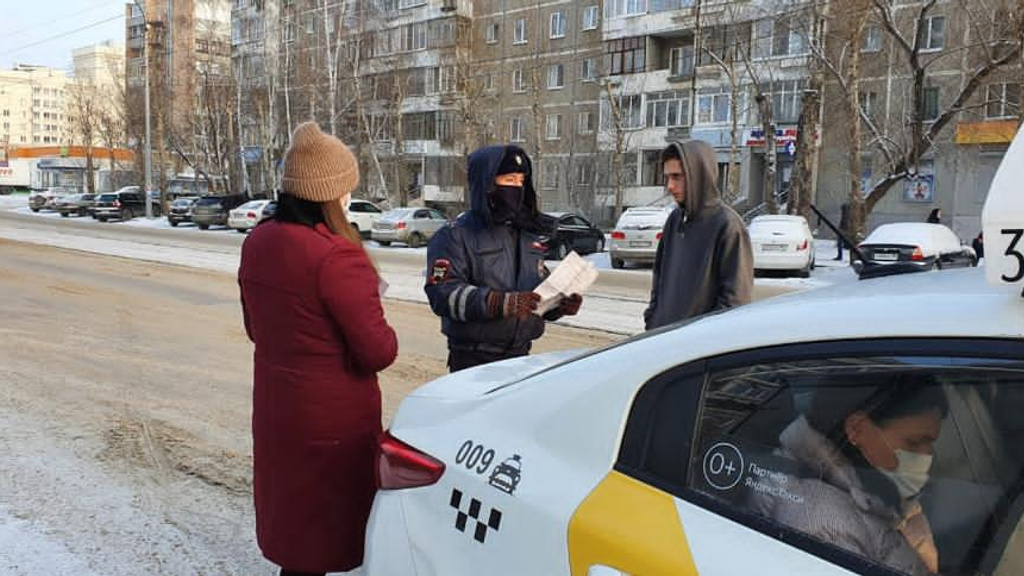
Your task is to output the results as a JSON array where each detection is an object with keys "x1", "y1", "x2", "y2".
[
  {"x1": 609, "y1": 206, "x2": 675, "y2": 268},
  {"x1": 371, "y1": 207, "x2": 449, "y2": 248}
]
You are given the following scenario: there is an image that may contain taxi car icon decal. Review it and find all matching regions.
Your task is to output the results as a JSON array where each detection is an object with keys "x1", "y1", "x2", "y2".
[{"x1": 488, "y1": 454, "x2": 522, "y2": 495}]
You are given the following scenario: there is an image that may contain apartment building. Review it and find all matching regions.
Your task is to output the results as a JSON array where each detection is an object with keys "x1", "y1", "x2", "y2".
[
  {"x1": 0, "y1": 65, "x2": 70, "y2": 147},
  {"x1": 473, "y1": 0, "x2": 605, "y2": 214},
  {"x1": 597, "y1": 0, "x2": 815, "y2": 218},
  {"x1": 816, "y1": 0, "x2": 1021, "y2": 240}
]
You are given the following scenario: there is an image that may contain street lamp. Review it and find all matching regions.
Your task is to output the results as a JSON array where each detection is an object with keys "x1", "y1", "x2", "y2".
[{"x1": 133, "y1": 0, "x2": 154, "y2": 218}]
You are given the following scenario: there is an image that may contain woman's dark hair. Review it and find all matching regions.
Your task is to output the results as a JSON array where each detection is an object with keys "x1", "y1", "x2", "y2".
[
  {"x1": 806, "y1": 372, "x2": 949, "y2": 441},
  {"x1": 274, "y1": 193, "x2": 325, "y2": 227}
]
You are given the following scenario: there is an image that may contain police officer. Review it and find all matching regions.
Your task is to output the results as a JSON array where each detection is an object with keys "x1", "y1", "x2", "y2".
[{"x1": 425, "y1": 145, "x2": 583, "y2": 372}]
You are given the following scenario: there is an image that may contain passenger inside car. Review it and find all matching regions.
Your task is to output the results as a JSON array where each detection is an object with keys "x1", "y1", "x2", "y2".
[{"x1": 749, "y1": 373, "x2": 948, "y2": 576}]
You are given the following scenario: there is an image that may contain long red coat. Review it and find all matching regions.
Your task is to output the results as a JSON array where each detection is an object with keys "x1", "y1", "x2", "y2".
[{"x1": 239, "y1": 220, "x2": 398, "y2": 573}]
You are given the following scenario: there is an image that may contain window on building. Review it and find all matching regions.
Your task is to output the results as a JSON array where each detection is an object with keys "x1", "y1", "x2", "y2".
[
  {"x1": 754, "y1": 16, "x2": 807, "y2": 59},
  {"x1": 581, "y1": 58, "x2": 598, "y2": 82},
  {"x1": 605, "y1": 0, "x2": 647, "y2": 19},
  {"x1": 697, "y1": 90, "x2": 733, "y2": 124},
  {"x1": 514, "y1": 18, "x2": 528, "y2": 44},
  {"x1": 605, "y1": 37, "x2": 646, "y2": 75},
  {"x1": 485, "y1": 73, "x2": 496, "y2": 91},
  {"x1": 576, "y1": 160, "x2": 593, "y2": 185},
  {"x1": 542, "y1": 161, "x2": 561, "y2": 190},
  {"x1": 601, "y1": 94, "x2": 644, "y2": 130},
  {"x1": 550, "y1": 11, "x2": 567, "y2": 39},
  {"x1": 512, "y1": 68, "x2": 526, "y2": 93},
  {"x1": 859, "y1": 90, "x2": 879, "y2": 120},
  {"x1": 404, "y1": 111, "x2": 437, "y2": 140},
  {"x1": 701, "y1": 24, "x2": 751, "y2": 65},
  {"x1": 583, "y1": 6, "x2": 600, "y2": 31},
  {"x1": 486, "y1": 22, "x2": 499, "y2": 44},
  {"x1": 510, "y1": 116, "x2": 525, "y2": 142},
  {"x1": 646, "y1": 90, "x2": 690, "y2": 128},
  {"x1": 922, "y1": 86, "x2": 940, "y2": 121},
  {"x1": 862, "y1": 25, "x2": 882, "y2": 52},
  {"x1": 768, "y1": 79, "x2": 806, "y2": 124},
  {"x1": 399, "y1": 0, "x2": 426, "y2": 7},
  {"x1": 986, "y1": 83, "x2": 1021, "y2": 119},
  {"x1": 546, "y1": 114, "x2": 562, "y2": 140},
  {"x1": 402, "y1": 23, "x2": 428, "y2": 51},
  {"x1": 548, "y1": 64, "x2": 565, "y2": 89},
  {"x1": 923, "y1": 16, "x2": 946, "y2": 51},
  {"x1": 669, "y1": 45, "x2": 695, "y2": 77},
  {"x1": 642, "y1": 149, "x2": 667, "y2": 186},
  {"x1": 579, "y1": 110, "x2": 597, "y2": 134}
]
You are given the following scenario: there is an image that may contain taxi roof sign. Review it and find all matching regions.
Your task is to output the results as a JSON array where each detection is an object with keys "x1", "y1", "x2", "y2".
[{"x1": 983, "y1": 124, "x2": 1024, "y2": 292}]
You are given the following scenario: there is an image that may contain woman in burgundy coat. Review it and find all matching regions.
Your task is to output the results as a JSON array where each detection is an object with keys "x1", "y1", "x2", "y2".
[{"x1": 239, "y1": 122, "x2": 398, "y2": 576}]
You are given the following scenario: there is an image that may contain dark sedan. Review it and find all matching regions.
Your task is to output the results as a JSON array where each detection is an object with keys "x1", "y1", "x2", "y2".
[{"x1": 542, "y1": 212, "x2": 605, "y2": 260}]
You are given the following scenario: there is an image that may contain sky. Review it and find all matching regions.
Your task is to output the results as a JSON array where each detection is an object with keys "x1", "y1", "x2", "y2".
[{"x1": 0, "y1": 0, "x2": 127, "y2": 72}]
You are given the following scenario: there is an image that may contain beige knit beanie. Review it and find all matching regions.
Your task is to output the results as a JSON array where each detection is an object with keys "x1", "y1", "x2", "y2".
[{"x1": 282, "y1": 122, "x2": 359, "y2": 202}]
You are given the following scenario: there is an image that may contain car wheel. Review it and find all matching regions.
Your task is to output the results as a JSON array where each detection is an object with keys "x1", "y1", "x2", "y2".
[
  {"x1": 98, "y1": 217, "x2": 107, "y2": 222},
  {"x1": 378, "y1": 240, "x2": 391, "y2": 247},
  {"x1": 198, "y1": 223, "x2": 209, "y2": 230},
  {"x1": 170, "y1": 220, "x2": 178, "y2": 227},
  {"x1": 798, "y1": 265, "x2": 811, "y2": 279},
  {"x1": 122, "y1": 208, "x2": 133, "y2": 220},
  {"x1": 611, "y1": 257, "x2": 624, "y2": 269},
  {"x1": 60, "y1": 211, "x2": 69, "y2": 218},
  {"x1": 408, "y1": 232, "x2": 425, "y2": 249},
  {"x1": 30, "y1": 208, "x2": 39, "y2": 213},
  {"x1": 236, "y1": 228, "x2": 246, "y2": 233},
  {"x1": 79, "y1": 208, "x2": 87, "y2": 217},
  {"x1": 555, "y1": 241, "x2": 570, "y2": 260}
]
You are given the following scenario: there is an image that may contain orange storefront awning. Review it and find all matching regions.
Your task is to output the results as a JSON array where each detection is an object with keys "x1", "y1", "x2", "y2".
[
  {"x1": 6, "y1": 145, "x2": 133, "y2": 162},
  {"x1": 955, "y1": 120, "x2": 1019, "y2": 145}
]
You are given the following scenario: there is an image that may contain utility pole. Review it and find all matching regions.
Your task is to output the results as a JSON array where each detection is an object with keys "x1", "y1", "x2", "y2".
[{"x1": 134, "y1": 0, "x2": 154, "y2": 218}]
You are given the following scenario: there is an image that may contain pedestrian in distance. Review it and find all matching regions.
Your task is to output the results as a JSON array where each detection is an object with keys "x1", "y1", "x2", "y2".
[
  {"x1": 835, "y1": 201, "x2": 851, "y2": 261},
  {"x1": 926, "y1": 208, "x2": 942, "y2": 224},
  {"x1": 424, "y1": 144, "x2": 583, "y2": 373},
  {"x1": 973, "y1": 232, "x2": 984, "y2": 261},
  {"x1": 644, "y1": 140, "x2": 753, "y2": 331},
  {"x1": 238, "y1": 122, "x2": 398, "y2": 576}
]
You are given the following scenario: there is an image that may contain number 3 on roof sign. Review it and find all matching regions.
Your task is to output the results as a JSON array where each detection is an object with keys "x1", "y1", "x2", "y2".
[{"x1": 983, "y1": 125, "x2": 1024, "y2": 292}]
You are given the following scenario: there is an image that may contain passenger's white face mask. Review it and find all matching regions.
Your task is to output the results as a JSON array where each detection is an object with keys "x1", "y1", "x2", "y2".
[{"x1": 878, "y1": 445, "x2": 933, "y2": 500}]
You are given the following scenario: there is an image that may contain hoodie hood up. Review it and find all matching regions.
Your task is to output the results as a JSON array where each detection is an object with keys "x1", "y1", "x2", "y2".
[
  {"x1": 466, "y1": 145, "x2": 545, "y2": 231},
  {"x1": 664, "y1": 140, "x2": 724, "y2": 221}
]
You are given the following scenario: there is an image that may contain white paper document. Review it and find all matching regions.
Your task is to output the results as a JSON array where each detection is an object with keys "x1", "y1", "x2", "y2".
[{"x1": 533, "y1": 251, "x2": 599, "y2": 316}]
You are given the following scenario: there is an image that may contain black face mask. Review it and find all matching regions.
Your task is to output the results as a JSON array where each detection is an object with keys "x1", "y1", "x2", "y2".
[{"x1": 490, "y1": 185, "x2": 525, "y2": 223}]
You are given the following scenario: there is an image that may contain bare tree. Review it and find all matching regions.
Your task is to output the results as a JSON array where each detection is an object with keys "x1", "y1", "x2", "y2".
[{"x1": 67, "y1": 79, "x2": 101, "y2": 193}]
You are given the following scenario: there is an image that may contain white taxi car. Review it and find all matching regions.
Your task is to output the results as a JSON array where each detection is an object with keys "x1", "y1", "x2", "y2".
[
  {"x1": 364, "y1": 132, "x2": 1024, "y2": 576},
  {"x1": 227, "y1": 199, "x2": 276, "y2": 232},
  {"x1": 749, "y1": 214, "x2": 816, "y2": 277}
]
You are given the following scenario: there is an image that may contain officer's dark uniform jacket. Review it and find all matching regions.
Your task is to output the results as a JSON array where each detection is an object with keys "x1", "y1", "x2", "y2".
[{"x1": 424, "y1": 145, "x2": 557, "y2": 355}]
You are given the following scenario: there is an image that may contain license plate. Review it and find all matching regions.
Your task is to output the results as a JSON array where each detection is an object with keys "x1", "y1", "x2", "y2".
[
  {"x1": 874, "y1": 253, "x2": 899, "y2": 261},
  {"x1": 629, "y1": 241, "x2": 651, "y2": 248},
  {"x1": 761, "y1": 244, "x2": 787, "y2": 252}
]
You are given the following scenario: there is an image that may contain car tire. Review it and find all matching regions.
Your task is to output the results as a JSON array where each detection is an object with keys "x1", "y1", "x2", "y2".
[
  {"x1": 611, "y1": 257, "x2": 625, "y2": 269},
  {"x1": 408, "y1": 232, "x2": 425, "y2": 249},
  {"x1": 30, "y1": 208, "x2": 39, "y2": 213},
  {"x1": 79, "y1": 208, "x2": 87, "y2": 217},
  {"x1": 236, "y1": 228, "x2": 246, "y2": 233},
  {"x1": 798, "y1": 265, "x2": 811, "y2": 279},
  {"x1": 198, "y1": 224, "x2": 209, "y2": 230},
  {"x1": 555, "y1": 242, "x2": 570, "y2": 260},
  {"x1": 378, "y1": 240, "x2": 391, "y2": 247},
  {"x1": 170, "y1": 220, "x2": 178, "y2": 227},
  {"x1": 98, "y1": 217, "x2": 107, "y2": 222},
  {"x1": 60, "y1": 212, "x2": 69, "y2": 218},
  {"x1": 122, "y1": 208, "x2": 133, "y2": 220}
]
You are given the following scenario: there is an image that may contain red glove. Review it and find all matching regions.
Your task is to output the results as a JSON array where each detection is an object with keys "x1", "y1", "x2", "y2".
[
  {"x1": 487, "y1": 291, "x2": 541, "y2": 319},
  {"x1": 559, "y1": 293, "x2": 583, "y2": 316}
]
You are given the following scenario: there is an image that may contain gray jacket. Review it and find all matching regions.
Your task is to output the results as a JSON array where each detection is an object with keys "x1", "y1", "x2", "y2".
[
  {"x1": 644, "y1": 141, "x2": 753, "y2": 330},
  {"x1": 748, "y1": 417, "x2": 935, "y2": 576}
]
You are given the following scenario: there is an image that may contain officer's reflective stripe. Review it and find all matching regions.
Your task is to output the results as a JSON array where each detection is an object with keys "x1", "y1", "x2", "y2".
[
  {"x1": 457, "y1": 286, "x2": 476, "y2": 322},
  {"x1": 448, "y1": 287, "x2": 464, "y2": 321}
]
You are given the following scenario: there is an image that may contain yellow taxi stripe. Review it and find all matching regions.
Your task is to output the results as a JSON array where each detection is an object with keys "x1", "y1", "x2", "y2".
[{"x1": 568, "y1": 471, "x2": 698, "y2": 576}]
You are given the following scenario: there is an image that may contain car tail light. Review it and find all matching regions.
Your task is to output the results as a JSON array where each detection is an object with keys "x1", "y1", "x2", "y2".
[
  {"x1": 912, "y1": 246, "x2": 924, "y2": 261},
  {"x1": 397, "y1": 221, "x2": 407, "y2": 229},
  {"x1": 610, "y1": 231, "x2": 626, "y2": 240},
  {"x1": 113, "y1": 200, "x2": 120, "y2": 207},
  {"x1": 656, "y1": 232, "x2": 663, "y2": 241},
  {"x1": 377, "y1": 431, "x2": 445, "y2": 490},
  {"x1": 798, "y1": 239, "x2": 809, "y2": 251},
  {"x1": 247, "y1": 211, "x2": 257, "y2": 219}
]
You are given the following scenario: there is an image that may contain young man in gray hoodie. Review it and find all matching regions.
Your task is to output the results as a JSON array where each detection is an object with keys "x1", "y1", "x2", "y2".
[{"x1": 644, "y1": 140, "x2": 754, "y2": 330}]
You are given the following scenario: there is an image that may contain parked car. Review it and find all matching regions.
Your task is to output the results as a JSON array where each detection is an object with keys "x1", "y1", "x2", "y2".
[
  {"x1": 541, "y1": 212, "x2": 605, "y2": 260},
  {"x1": 166, "y1": 197, "x2": 199, "y2": 227},
  {"x1": 749, "y1": 214, "x2": 815, "y2": 278},
  {"x1": 228, "y1": 199, "x2": 277, "y2": 233},
  {"x1": 190, "y1": 194, "x2": 248, "y2": 230},
  {"x1": 348, "y1": 198, "x2": 384, "y2": 238},
  {"x1": 608, "y1": 206, "x2": 675, "y2": 269},
  {"x1": 28, "y1": 188, "x2": 62, "y2": 212},
  {"x1": 371, "y1": 207, "x2": 448, "y2": 248},
  {"x1": 56, "y1": 193, "x2": 96, "y2": 218},
  {"x1": 854, "y1": 222, "x2": 977, "y2": 277},
  {"x1": 93, "y1": 188, "x2": 147, "y2": 222}
]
